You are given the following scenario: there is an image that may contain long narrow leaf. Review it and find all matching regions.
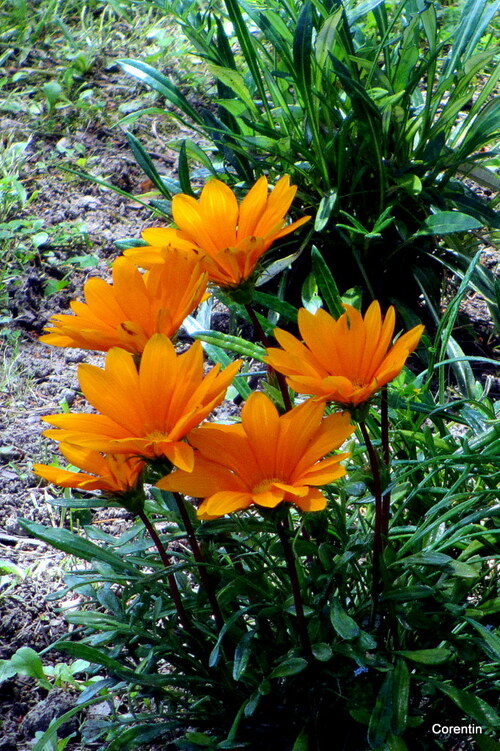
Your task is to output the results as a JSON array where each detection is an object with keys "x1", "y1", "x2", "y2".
[
  {"x1": 126, "y1": 131, "x2": 172, "y2": 199},
  {"x1": 311, "y1": 245, "x2": 344, "y2": 318},
  {"x1": 118, "y1": 58, "x2": 204, "y2": 126}
]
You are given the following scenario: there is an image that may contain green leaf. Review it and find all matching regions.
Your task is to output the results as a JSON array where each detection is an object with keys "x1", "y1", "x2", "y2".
[
  {"x1": 174, "y1": 138, "x2": 218, "y2": 176},
  {"x1": 395, "y1": 173, "x2": 422, "y2": 196},
  {"x1": 57, "y1": 642, "x2": 206, "y2": 687},
  {"x1": 392, "y1": 660, "x2": 409, "y2": 735},
  {"x1": 466, "y1": 619, "x2": 500, "y2": 661},
  {"x1": 192, "y1": 331, "x2": 266, "y2": 361},
  {"x1": 183, "y1": 316, "x2": 251, "y2": 400},
  {"x1": 293, "y1": 2, "x2": 313, "y2": 93},
  {"x1": 18, "y1": 519, "x2": 140, "y2": 574},
  {"x1": 270, "y1": 657, "x2": 308, "y2": 678},
  {"x1": 311, "y1": 643, "x2": 333, "y2": 662},
  {"x1": 311, "y1": 246, "x2": 344, "y2": 319},
  {"x1": 223, "y1": 0, "x2": 269, "y2": 120},
  {"x1": 476, "y1": 736, "x2": 500, "y2": 751},
  {"x1": 368, "y1": 671, "x2": 393, "y2": 748},
  {"x1": 387, "y1": 735, "x2": 409, "y2": 751},
  {"x1": 292, "y1": 727, "x2": 309, "y2": 751},
  {"x1": 207, "y1": 64, "x2": 258, "y2": 113},
  {"x1": 252, "y1": 291, "x2": 298, "y2": 323},
  {"x1": 118, "y1": 58, "x2": 203, "y2": 126},
  {"x1": 125, "y1": 131, "x2": 172, "y2": 199},
  {"x1": 301, "y1": 272, "x2": 321, "y2": 313},
  {"x1": 330, "y1": 598, "x2": 360, "y2": 640},
  {"x1": 415, "y1": 211, "x2": 483, "y2": 236},
  {"x1": 233, "y1": 631, "x2": 256, "y2": 681},
  {"x1": 255, "y1": 247, "x2": 304, "y2": 287},
  {"x1": 434, "y1": 681, "x2": 500, "y2": 729},
  {"x1": 185, "y1": 732, "x2": 214, "y2": 747},
  {"x1": 316, "y1": 10, "x2": 343, "y2": 70},
  {"x1": 0, "y1": 660, "x2": 17, "y2": 683},
  {"x1": 178, "y1": 140, "x2": 194, "y2": 196},
  {"x1": 9, "y1": 647, "x2": 49, "y2": 687},
  {"x1": 314, "y1": 190, "x2": 338, "y2": 232},
  {"x1": 0, "y1": 559, "x2": 24, "y2": 578},
  {"x1": 397, "y1": 648, "x2": 451, "y2": 665}
]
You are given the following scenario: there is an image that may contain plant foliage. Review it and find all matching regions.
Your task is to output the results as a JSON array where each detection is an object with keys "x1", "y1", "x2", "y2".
[{"x1": 118, "y1": 0, "x2": 500, "y2": 323}]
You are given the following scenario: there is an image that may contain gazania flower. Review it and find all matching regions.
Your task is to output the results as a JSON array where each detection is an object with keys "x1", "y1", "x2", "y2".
[
  {"x1": 158, "y1": 392, "x2": 354, "y2": 519},
  {"x1": 42, "y1": 335, "x2": 241, "y2": 472},
  {"x1": 124, "y1": 175, "x2": 310, "y2": 288},
  {"x1": 34, "y1": 444, "x2": 145, "y2": 495},
  {"x1": 40, "y1": 253, "x2": 208, "y2": 354},
  {"x1": 265, "y1": 302, "x2": 424, "y2": 408}
]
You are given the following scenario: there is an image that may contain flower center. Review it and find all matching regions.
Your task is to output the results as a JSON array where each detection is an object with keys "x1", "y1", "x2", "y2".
[
  {"x1": 252, "y1": 477, "x2": 282, "y2": 494},
  {"x1": 147, "y1": 430, "x2": 169, "y2": 442}
]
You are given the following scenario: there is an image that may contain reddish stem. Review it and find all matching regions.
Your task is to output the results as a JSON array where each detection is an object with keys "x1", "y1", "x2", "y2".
[
  {"x1": 137, "y1": 508, "x2": 190, "y2": 632},
  {"x1": 359, "y1": 421, "x2": 384, "y2": 624},
  {"x1": 276, "y1": 516, "x2": 313, "y2": 661},
  {"x1": 381, "y1": 386, "x2": 391, "y2": 539},
  {"x1": 173, "y1": 493, "x2": 224, "y2": 632}
]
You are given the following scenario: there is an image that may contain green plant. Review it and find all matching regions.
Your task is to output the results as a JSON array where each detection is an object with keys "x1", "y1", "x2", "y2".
[
  {"x1": 0, "y1": 138, "x2": 34, "y2": 220},
  {"x1": 0, "y1": 559, "x2": 25, "y2": 599},
  {"x1": 117, "y1": 0, "x2": 500, "y2": 326},
  {"x1": 0, "y1": 217, "x2": 90, "y2": 323},
  {"x1": 25, "y1": 242, "x2": 500, "y2": 750}
]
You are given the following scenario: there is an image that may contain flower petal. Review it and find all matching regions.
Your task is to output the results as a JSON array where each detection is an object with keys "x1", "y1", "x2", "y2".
[{"x1": 200, "y1": 491, "x2": 253, "y2": 518}]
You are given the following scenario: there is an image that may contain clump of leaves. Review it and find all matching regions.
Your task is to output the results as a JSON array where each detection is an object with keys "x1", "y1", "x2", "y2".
[
  {"x1": 24, "y1": 272, "x2": 500, "y2": 750},
  {"x1": 118, "y1": 0, "x2": 500, "y2": 326}
]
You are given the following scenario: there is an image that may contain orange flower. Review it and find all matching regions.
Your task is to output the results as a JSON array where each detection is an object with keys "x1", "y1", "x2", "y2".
[
  {"x1": 124, "y1": 175, "x2": 310, "y2": 288},
  {"x1": 158, "y1": 392, "x2": 354, "y2": 518},
  {"x1": 40, "y1": 252, "x2": 208, "y2": 354},
  {"x1": 42, "y1": 335, "x2": 241, "y2": 472},
  {"x1": 34, "y1": 444, "x2": 145, "y2": 495},
  {"x1": 265, "y1": 302, "x2": 424, "y2": 408}
]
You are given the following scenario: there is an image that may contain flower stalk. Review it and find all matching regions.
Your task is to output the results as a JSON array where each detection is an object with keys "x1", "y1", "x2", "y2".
[
  {"x1": 173, "y1": 492, "x2": 225, "y2": 632},
  {"x1": 137, "y1": 508, "x2": 190, "y2": 632},
  {"x1": 381, "y1": 386, "x2": 391, "y2": 539},
  {"x1": 276, "y1": 515, "x2": 313, "y2": 661},
  {"x1": 359, "y1": 421, "x2": 384, "y2": 623}
]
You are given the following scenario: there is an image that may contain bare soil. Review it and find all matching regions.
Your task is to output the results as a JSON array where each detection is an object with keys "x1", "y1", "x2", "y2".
[{"x1": 1, "y1": 95, "x2": 158, "y2": 748}]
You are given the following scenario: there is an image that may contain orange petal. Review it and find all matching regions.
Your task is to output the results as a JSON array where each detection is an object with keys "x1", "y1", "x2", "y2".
[
  {"x1": 78, "y1": 349, "x2": 146, "y2": 435},
  {"x1": 241, "y1": 392, "x2": 280, "y2": 474},
  {"x1": 237, "y1": 176, "x2": 268, "y2": 240},
  {"x1": 162, "y1": 441, "x2": 194, "y2": 472},
  {"x1": 364, "y1": 305, "x2": 396, "y2": 379},
  {"x1": 200, "y1": 491, "x2": 253, "y2": 518},
  {"x1": 294, "y1": 488, "x2": 327, "y2": 512},
  {"x1": 173, "y1": 193, "x2": 220, "y2": 255},
  {"x1": 198, "y1": 179, "x2": 238, "y2": 250},
  {"x1": 158, "y1": 456, "x2": 246, "y2": 497},
  {"x1": 290, "y1": 411, "x2": 353, "y2": 478}
]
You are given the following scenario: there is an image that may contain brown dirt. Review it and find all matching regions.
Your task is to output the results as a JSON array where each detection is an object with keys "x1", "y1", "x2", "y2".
[{"x1": 0, "y1": 92, "x2": 160, "y2": 747}]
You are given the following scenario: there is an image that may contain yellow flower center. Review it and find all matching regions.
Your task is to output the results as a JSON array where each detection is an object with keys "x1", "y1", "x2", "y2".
[
  {"x1": 147, "y1": 430, "x2": 170, "y2": 442},
  {"x1": 252, "y1": 477, "x2": 282, "y2": 494}
]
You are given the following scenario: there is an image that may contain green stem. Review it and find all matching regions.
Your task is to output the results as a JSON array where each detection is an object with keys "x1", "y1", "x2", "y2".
[
  {"x1": 276, "y1": 516, "x2": 312, "y2": 661},
  {"x1": 381, "y1": 386, "x2": 391, "y2": 539},
  {"x1": 359, "y1": 421, "x2": 384, "y2": 625},
  {"x1": 137, "y1": 508, "x2": 190, "y2": 632},
  {"x1": 173, "y1": 492, "x2": 225, "y2": 632},
  {"x1": 245, "y1": 303, "x2": 293, "y2": 412}
]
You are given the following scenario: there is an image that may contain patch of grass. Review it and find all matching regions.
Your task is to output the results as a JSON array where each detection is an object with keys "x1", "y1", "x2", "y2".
[{"x1": 0, "y1": 0, "x2": 208, "y2": 129}]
